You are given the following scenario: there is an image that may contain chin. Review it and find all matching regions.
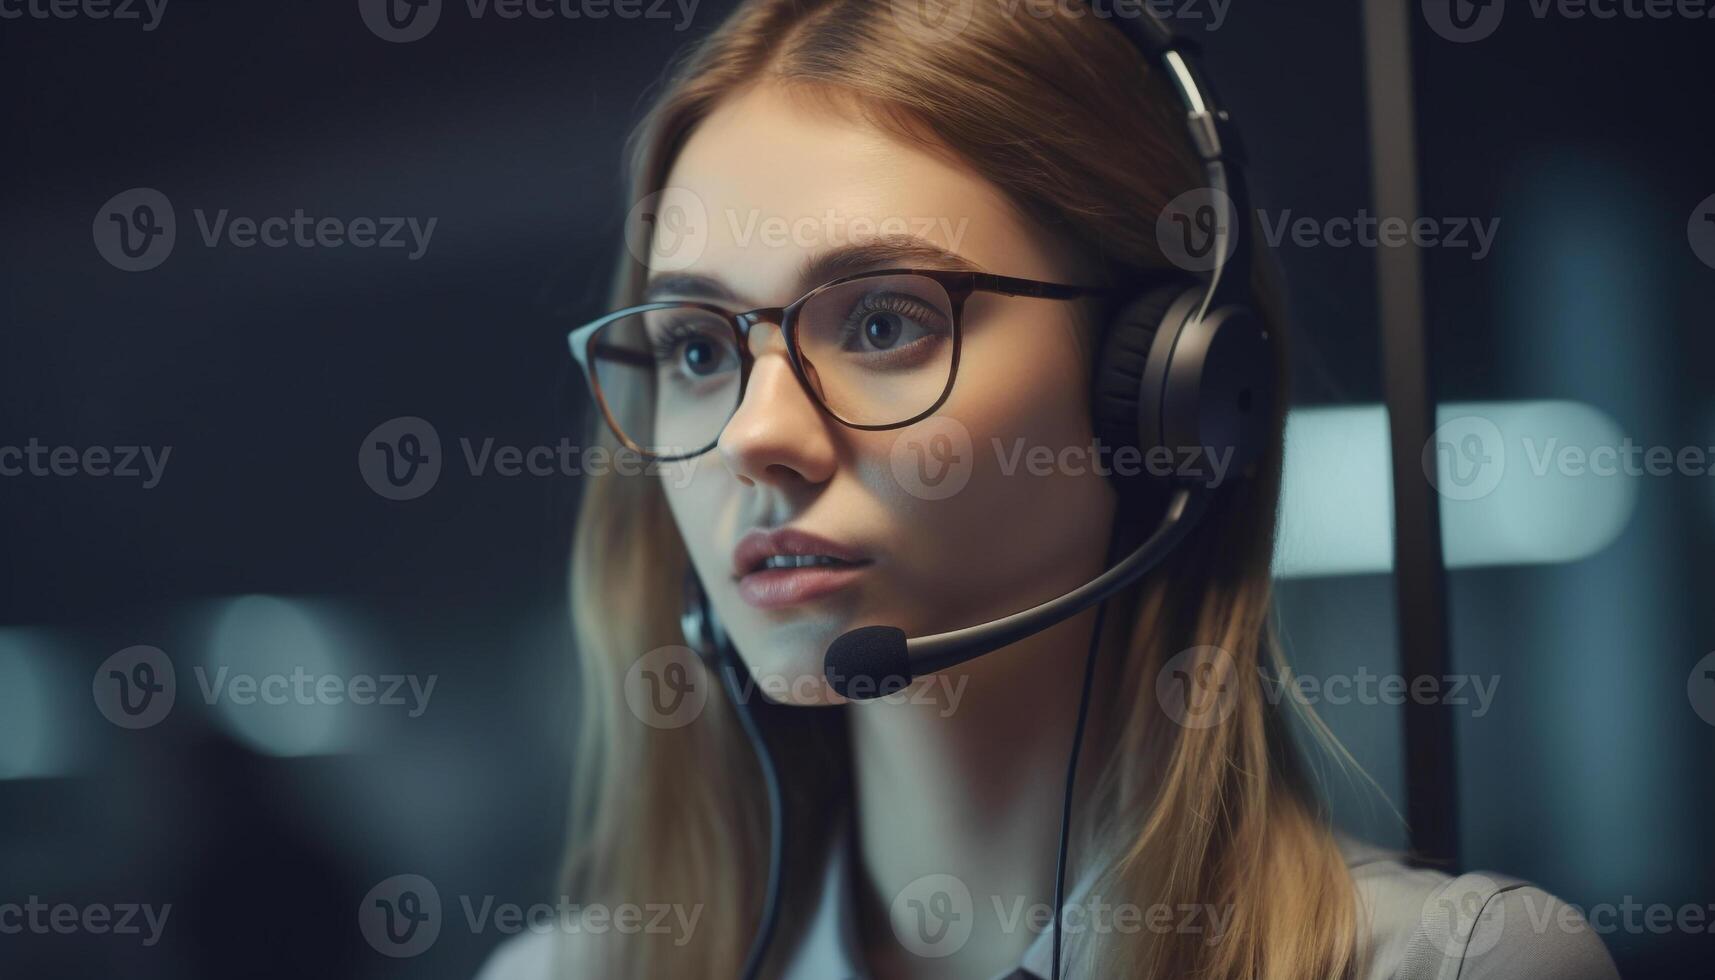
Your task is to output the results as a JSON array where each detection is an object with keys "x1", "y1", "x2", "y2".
[{"x1": 729, "y1": 634, "x2": 845, "y2": 707}]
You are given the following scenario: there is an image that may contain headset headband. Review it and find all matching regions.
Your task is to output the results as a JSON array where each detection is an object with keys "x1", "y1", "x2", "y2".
[{"x1": 1102, "y1": 15, "x2": 1253, "y2": 315}]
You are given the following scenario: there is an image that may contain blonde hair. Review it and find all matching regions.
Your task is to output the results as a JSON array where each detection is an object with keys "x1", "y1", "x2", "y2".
[{"x1": 563, "y1": 1, "x2": 1362, "y2": 977}]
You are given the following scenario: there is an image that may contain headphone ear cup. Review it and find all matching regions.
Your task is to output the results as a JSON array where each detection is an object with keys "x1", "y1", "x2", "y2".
[
  {"x1": 1091, "y1": 285, "x2": 1193, "y2": 498},
  {"x1": 680, "y1": 570, "x2": 729, "y2": 665}
]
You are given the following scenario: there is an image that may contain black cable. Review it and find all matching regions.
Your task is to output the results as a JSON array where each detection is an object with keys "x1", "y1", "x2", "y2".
[
  {"x1": 719, "y1": 655, "x2": 785, "y2": 980},
  {"x1": 1049, "y1": 531, "x2": 1125, "y2": 980},
  {"x1": 720, "y1": 520, "x2": 1134, "y2": 980}
]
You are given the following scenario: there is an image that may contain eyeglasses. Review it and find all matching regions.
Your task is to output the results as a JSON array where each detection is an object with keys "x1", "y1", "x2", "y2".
[{"x1": 567, "y1": 267, "x2": 1121, "y2": 462}]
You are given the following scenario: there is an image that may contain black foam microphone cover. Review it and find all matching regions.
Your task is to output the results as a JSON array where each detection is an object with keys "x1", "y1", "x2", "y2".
[{"x1": 823, "y1": 625, "x2": 911, "y2": 700}]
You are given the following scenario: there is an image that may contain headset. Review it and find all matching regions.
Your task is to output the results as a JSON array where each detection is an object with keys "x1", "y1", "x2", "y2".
[{"x1": 681, "y1": 8, "x2": 1270, "y2": 980}]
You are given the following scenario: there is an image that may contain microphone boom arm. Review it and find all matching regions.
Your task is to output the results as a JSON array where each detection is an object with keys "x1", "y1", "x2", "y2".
[{"x1": 908, "y1": 487, "x2": 1204, "y2": 678}]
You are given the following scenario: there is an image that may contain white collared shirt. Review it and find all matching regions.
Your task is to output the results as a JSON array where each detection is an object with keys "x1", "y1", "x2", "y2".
[
  {"x1": 477, "y1": 830, "x2": 1619, "y2": 980},
  {"x1": 775, "y1": 828, "x2": 1620, "y2": 980}
]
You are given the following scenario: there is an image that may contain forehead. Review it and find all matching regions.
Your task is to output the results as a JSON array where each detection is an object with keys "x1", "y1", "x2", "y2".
[{"x1": 652, "y1": 84, "x2": 1051, "y2": 306}]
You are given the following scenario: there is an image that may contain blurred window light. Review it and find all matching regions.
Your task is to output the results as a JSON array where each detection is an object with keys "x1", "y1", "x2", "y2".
[
  {"x1": 201, "y1": 595, "x2": 362, "y2": 757},
  {"x1": 1276, "y1": 401, "x2": 1637, "y2": 578},
  {"x1": 0, "y1": 630, "x2": 79, "y2": 779}
]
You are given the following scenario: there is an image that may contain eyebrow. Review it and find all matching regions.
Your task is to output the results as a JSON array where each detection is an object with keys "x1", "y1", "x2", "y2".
[
  {"x1": 641, "y1": 272, "x2": 740, "y2": 305},
  {"x1": 799, "y1": 236, "x2": 980, "y2": 286},
  {"x1": 640, "y1": 235, "x2": 981, "y2": 306}
]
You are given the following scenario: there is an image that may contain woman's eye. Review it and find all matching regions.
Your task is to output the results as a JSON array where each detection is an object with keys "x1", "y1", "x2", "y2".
[
  {"x1": 677, "y1": 336, "x2": 726, "y2": 375},
  {"x1": 650, "y1": 323, "x2": 737, "y2": 380},
  {"x1": 857, "y1": 311, "x2": 910, "y2": 350},
  {"x1": 840, "y1": 294, "x2": 946, "y2": 354}
]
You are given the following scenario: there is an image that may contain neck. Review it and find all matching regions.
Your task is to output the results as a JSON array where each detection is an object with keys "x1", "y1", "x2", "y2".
[{"x1": 847, "y1": 607, "x2": 1099, "y2": 980}]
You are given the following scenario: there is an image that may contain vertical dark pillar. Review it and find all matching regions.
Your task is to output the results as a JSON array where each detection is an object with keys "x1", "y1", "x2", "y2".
[{"x1": 1362, "y1": 0, "x2": 1460, "y2": 866}]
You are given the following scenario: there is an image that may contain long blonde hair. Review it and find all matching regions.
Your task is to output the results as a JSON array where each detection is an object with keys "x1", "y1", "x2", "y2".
[{"x1": 564, "y1": 2, "x2": 1361, "y2": 977}]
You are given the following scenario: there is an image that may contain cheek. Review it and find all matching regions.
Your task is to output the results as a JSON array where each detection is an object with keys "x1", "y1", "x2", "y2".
[
  {"x1": 660, "y1": 468, "x2": 731, "y2": 584},
  {"x1": 974, "y1": 309, "x2": 1098, "y2": 449},
  {"x1": 853, "y1": 309, "x2": 1117, "y2": 622}
]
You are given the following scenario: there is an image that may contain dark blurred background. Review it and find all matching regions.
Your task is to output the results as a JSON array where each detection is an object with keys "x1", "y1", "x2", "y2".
[{"x1": 2, "y1": 1, "x2": 1711, "y2": 977}]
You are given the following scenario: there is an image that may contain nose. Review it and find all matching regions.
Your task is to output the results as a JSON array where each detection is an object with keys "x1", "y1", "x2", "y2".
[{"x1": 717, "y1": 319, "x2": 838, "y2": 489}]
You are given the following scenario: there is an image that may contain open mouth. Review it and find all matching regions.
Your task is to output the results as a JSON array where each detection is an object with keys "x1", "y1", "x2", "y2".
[
  {"x1": 737, "y1": 558, "x2": 871, "y2": 610},
  {"x1": 752, "y1": 554, "x2": 863, "y2": 572},
  {"x1": 732, "y1": 528, "x2": 872, "y2": 610}
]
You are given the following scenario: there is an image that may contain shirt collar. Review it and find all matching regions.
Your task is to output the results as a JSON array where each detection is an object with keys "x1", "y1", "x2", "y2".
[
  {"x1": 782, "y1": 819, "x2": 1387, "y2": 979},
  {"x1": 781, "y1": 819, "x2": 1072, "y2": 980}
]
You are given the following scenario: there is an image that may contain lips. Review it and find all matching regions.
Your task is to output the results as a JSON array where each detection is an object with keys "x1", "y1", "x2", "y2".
[{"x1": 732, "y1": 527, "x2": 872, "y2": 610}]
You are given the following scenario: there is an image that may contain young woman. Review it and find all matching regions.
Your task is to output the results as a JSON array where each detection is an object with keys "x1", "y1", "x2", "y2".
[{"x1": 482, "y1": 1, "x2": 1620, "y2": 977}]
